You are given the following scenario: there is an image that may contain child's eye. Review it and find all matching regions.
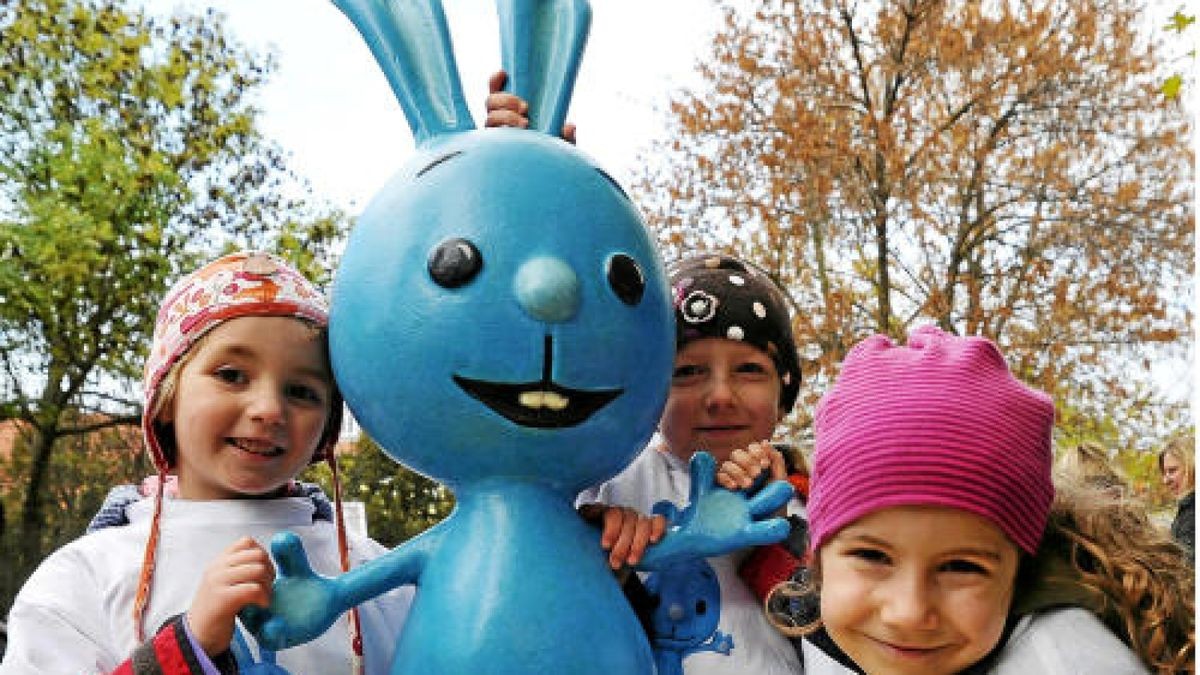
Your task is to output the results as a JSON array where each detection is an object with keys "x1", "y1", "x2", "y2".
[
  {"x1": 846, "y1": 547, "x2": 891, "y2": 565},
  {"x1": 939, "y1": 559, "x2": 988, "y2": 575},
  {"x1": 285, "y1": 383, "x2": 326, "y2": 405},
  {"x1": 213, "y1": 367, "x2": 247, "y2": 385},
  {"x1": 672, "y1": 364, "x2": 705, "y2": 380},
  {"x1": 735, "y1": 362, "x2": 769, "y2": 375}
]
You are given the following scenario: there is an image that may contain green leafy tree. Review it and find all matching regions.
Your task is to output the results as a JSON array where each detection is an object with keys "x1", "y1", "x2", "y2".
[
  {"x1": 0, "y1": 0, "x2": 346, "y2": 604},
  {"x1": 304, "y1": 435, "x2": 455, "y2": 548},
  {"x1": 637, "y1": 0, "x2": 1192, "y2": 448}
]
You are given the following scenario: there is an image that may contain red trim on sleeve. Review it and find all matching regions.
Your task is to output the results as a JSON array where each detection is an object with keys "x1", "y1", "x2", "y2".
[
  {"x1": 787, "y1": 474, "x2": 810, "y2": 502},
  {"x1": 739, "y1": 543, "x2": 805, "y2": 602},
  {"x1": 153, "y1": 621, "x2": 195, "y2": 674}
]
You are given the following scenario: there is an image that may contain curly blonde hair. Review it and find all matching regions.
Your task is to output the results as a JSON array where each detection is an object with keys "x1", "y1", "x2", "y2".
[
  {"x1": 1039, "y1": 480, "x2": 1195, "y2": 674},
  {"x1": 765, "y1": 481, "x2": 1195, "y2": 674}
]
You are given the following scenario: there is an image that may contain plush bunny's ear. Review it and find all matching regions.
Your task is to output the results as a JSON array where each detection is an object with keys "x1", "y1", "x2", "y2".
[
  {"x1": 496, "y1": 0, "x2": 591, "y2": 137},
  {"x1": 333, "y1": 0, "x2": 475, "y2": 145}
]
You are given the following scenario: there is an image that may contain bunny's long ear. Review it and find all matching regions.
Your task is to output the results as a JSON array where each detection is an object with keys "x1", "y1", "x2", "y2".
[
  {"x1": 333, "y1": 0, "x2": 475, "y2": 145},
  {"x1": 496, "y1": 0, "x2": 591, "y2": 137}
]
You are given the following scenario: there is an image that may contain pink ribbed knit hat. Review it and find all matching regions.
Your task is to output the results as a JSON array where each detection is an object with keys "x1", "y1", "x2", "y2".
[
  {"x1": 142, "y1": 250, "x2": 341, "y2": 471},
  {"x1": 807, "y1": 326, "x2": 1055, "y2": 554}
]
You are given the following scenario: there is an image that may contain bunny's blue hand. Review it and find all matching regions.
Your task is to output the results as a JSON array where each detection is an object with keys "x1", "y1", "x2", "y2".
[
  {"x1": 230, "y1": 624, "x2": 290, "y2": 674},
  {"x1": 239, "y1": 532, "x2": 345, "y2": 651},
  {"x1": 638, "y1": 452, "x2": 793, "y2": 570}
]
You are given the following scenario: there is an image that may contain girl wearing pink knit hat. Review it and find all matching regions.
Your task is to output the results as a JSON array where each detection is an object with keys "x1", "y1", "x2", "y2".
[
  {"x1": 765, "y1": 326, "x2": 1193, "y2": 674},
  {"x1": 2, "y1": 252, "x2": 412, "y2": 674}
]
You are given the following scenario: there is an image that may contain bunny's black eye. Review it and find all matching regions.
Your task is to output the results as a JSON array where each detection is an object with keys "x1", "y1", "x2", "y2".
[
  {"x1": 607, "y1": 253, "x2": 644, "y2": 305},
  {"x1": 428, "y1": 238, "x2": 482, "y2": 288}
]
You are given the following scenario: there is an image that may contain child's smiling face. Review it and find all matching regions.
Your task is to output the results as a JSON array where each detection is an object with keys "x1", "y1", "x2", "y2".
[
  {"x1": 818, "y1": 505, "x2": 1020, "y2": 675},
  {"x1": 659, "y1": 337, "x2": 782, "y2": 464},
  {"x1": 164, "y1": 316, "x2": 333, "y2": 500}
]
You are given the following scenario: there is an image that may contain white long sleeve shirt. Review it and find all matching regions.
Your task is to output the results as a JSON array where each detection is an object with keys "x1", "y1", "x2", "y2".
[{"x1": 2, "y1": 497, "x2": 412, "y2": 674}]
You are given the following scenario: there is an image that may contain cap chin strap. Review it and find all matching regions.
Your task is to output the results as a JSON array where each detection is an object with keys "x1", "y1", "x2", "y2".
[
  {"x1": 327, "y1": 451, "x2": 365, "y2": 675},
  {"x1": 133, "y1": 466, "x2": 168, "y2": 642}
]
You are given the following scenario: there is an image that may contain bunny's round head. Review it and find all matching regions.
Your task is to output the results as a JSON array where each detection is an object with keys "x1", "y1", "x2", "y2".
[{"x1": 328, "y1": 0, "x2": 673, "y2": 493}]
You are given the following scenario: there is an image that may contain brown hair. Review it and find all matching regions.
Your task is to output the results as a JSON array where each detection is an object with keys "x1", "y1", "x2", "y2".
[{"x1": 1057, "y1": 441, "x2": 1129, "y2": 498}]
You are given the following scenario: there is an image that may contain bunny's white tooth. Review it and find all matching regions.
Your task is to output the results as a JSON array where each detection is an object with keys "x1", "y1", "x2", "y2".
[
  {"x1": 544, "y1": 392, "x2": 570, "y2": 410},
  {"x1": 517, "y1": 390, "x2": 570, "y2": 410}
]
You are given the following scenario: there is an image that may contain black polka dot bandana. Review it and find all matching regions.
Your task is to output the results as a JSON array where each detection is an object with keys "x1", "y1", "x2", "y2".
[{"x1": 669, "y1": 254, "x2": 801, "y2": 413}]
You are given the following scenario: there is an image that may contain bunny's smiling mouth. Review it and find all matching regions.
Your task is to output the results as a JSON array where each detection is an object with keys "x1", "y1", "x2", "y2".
[
  {"x1": 452, "y1": 336, "x2": 622, "y2": 428},
  {"x1": 453, "y1": 376, "x2": 621, "y2": 428}
]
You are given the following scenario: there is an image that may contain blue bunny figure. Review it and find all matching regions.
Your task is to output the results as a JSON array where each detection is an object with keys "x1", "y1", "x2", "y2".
[
  {"x1": 241, "y1": 1, "x2": 793, "y2": 673},
  {"x1": 230, "y1": 624, "x2": 290, "y2": 675},
  {"x1": 643, "y1": 559, "x2": 735, "y2": 675}
]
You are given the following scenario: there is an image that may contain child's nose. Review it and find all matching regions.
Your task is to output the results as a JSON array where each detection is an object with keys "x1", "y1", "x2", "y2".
[
  {"x1": 248, "y1": 386, "x2": 286, "y2": 425},
  {"x1": 879, "y1": 573, "x2": 938, "y2": 630},
  {"x1": 704, "y1": 372, "x2": 737, "y2": 409}
]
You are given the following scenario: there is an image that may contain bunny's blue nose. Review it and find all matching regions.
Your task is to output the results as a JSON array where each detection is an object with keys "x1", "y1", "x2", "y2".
[{"x1": 514, "y1": 256, "x2": 580, "y2": 323}]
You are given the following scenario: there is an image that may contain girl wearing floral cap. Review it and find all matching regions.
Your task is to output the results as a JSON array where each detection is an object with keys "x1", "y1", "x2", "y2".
[
  {"x1": 2, "y1": 251, "x2": 412, "y2": 674},
  {"x1": 767, "y1": 326, "x2": 1193, "y2": 674}
]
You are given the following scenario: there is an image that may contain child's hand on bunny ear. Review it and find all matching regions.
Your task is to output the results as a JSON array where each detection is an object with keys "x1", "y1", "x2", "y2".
[{"x1": 485, "y1": 70, "x2": 578, "y2": 144}]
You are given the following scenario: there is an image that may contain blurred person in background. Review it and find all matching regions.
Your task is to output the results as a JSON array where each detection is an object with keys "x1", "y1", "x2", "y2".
[{"x1": 1158, "y1": 435, "x2": 1194, "y2": 559}]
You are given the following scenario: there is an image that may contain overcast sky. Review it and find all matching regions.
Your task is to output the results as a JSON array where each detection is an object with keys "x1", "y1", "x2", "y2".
[{"x1": 134, "y1": 0, "x2": 729, "y2": 211}]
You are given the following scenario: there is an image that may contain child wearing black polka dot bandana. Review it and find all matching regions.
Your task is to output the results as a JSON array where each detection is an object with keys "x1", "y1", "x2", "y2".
[
  {"x1": 578, "y1": 252, "x2": 808, "y2": 675},
  {"x1": 669, "y1": 254, "x2": 802, "y2": 415}
]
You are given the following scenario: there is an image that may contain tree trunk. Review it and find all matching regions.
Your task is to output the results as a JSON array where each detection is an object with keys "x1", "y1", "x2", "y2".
[
  {"x1": 874, "y1": 211, "x2": 891, "y2": 333},
  {"x1": 18, "y1": 426, "x2": 55, "y2": 567}
]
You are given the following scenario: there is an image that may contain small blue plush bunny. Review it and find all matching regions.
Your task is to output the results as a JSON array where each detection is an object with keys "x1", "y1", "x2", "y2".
[{"x1": 242, "y1": 1, "x2": 792, "y2": 672}]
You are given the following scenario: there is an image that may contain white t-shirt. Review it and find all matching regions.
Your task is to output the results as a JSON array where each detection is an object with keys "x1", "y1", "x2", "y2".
[
  {"x1": 578, "y1": 443, "x2": 803, "y2": 675},
  {"x1": 799, "y1": 607, "x2": 1150, "y2": 674},
  {"x1": 1, "y1": 497, "x2": 413, "y2": 674}
]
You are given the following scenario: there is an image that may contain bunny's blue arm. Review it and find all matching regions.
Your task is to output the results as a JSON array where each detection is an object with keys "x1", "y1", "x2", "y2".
[
  {"x1": 635, "y1": 452, "x2": 793, "y2": 570},
  {"x1": 241, "y1": 530, "x2": 436, "y2": 650}
]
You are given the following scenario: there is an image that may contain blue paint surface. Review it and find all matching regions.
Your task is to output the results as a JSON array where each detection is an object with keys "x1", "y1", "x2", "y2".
[{"x1": 240, "y1": 2, "x2": 792, "y2": 672}]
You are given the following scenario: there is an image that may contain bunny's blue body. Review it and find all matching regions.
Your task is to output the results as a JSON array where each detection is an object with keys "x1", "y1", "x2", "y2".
[
  {"x1": 243, "y1": 2, "x2": 793, "y2": 672},
  {"x1": 331, "y1": 127, "x2": 671, "y2": 673}
]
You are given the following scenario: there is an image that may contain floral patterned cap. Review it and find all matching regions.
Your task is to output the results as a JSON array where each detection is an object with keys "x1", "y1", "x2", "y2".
[
  {"x1": 668, "y1": 253, "x2": 801, "y2": 414},
  {"x1": 141, "y1": 251, "x2": 341, "y2": 471}
]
